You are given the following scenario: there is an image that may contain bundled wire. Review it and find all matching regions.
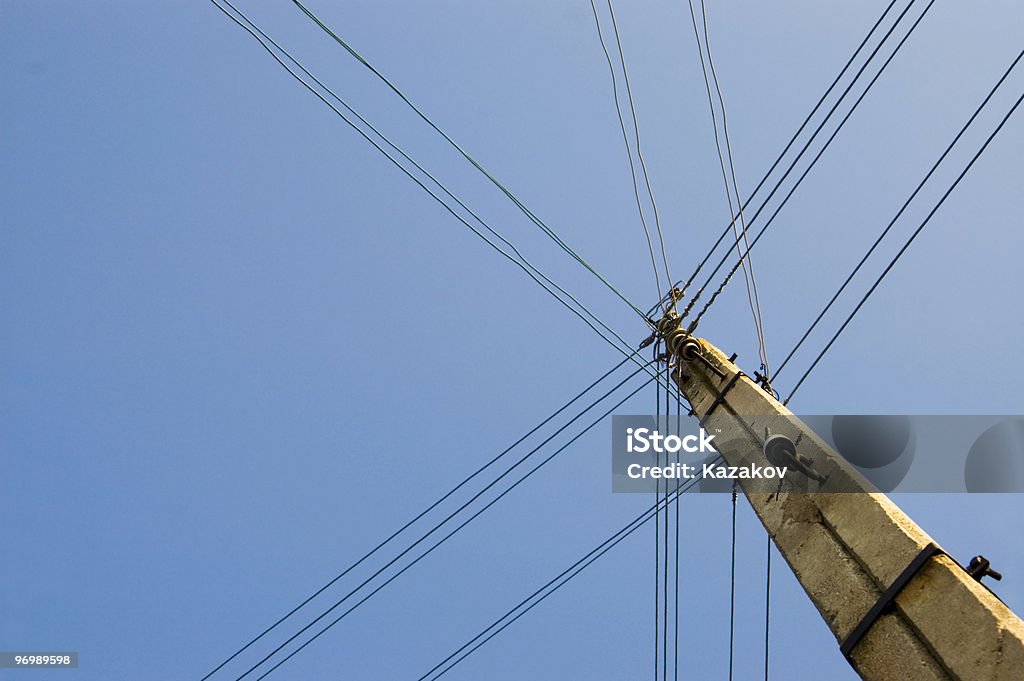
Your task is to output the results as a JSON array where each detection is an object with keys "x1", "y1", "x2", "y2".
[
  {"x1": 676, "y1": 0, "x2": 902, "y2": 299},
  {"x1": 673, "y1": 382, "x2": 682, "y2": 681},
  {"x1": 290, "y1": 0, "x2": 650, "y2": 323},
  {"x1": 653, "y1": 343, "x2": 662, "y2": 681},
  {"x1": 727, "y1": 484, "x2": 737, "y2": 681},
  {"x1": 416, "y1": 469, "x2": 712, "y2": 681},
  {"x1": 786, "y1": 81, "x2": 1024, "y2": 403},
  {"x1": 208, "y1": 0, "x2": 685, "y2": 401},
  {"x1": 764, "y1": 534, "x2": 772, "y2": 681},
  {"x1": 686, "y1": 0, "x2": 770, "y2": 377},
  {"x1": 241, "y1": 373, "x2": 656, "y2": 680},
  {"x1": 591, "y1": 0, "x2": 674, "y2": 309},
  {"x1": 199, "y1": 354, "x2": 636, "y2": 680},
  {"x1": 661, "y1": 361, "x2": 672, "y2": 681},
  {"x1": 775, "y1": 46, "x2": 1024, "y2": 382},
  {"x1": 682, "y1": 0, "x2": 933, "y2": 327}
]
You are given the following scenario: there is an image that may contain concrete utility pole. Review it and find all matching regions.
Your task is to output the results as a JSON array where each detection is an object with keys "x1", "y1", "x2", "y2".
[{"x1": 657, "y1": 315, "x2": 1024, "y2": 680}]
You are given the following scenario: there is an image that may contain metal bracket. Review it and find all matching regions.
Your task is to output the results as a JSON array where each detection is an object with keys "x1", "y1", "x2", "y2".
[
  {"x1": 703, "y1": 371, "x2": 743, "y2": 419},
  {"x1": 967, "y1": 555, "x2": 1002, "y2": 583},
  {"x1": 753, "y1": 370, "x2": 776, "y2": 397},
  {"x1": 841, "y1": 545, "x2": 1009, "y2": 662},
  {"x1": 840, "y1": 542, "x2": 945, "y2": 661}
]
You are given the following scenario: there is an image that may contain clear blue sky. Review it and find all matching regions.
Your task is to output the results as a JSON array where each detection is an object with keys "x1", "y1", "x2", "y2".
[{"x1": 3, "y1": 1, "x2": 1023, "y2": 679}]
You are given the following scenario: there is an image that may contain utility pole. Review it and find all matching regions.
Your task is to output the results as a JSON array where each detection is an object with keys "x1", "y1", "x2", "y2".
[{"x1": 655, "y1": 313, "x2": 1024, "y2": 680}]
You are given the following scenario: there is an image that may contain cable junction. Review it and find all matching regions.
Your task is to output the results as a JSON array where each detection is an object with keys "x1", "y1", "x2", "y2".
[{"x1": 209, "y1": 0, "x2": 684, "y2": 399}]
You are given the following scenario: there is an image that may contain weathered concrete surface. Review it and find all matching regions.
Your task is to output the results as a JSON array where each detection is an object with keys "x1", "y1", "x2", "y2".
[{"x1": 671, "y1": 336, "x2": 1024, "y2": 681}]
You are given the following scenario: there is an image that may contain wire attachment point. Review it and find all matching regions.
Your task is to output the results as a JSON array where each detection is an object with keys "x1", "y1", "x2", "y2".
[{"x1": 967, "y1": 556, "x2": 1002, "y2": 583}]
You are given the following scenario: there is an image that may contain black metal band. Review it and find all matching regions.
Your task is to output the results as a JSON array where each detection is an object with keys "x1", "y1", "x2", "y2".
[
  {"x1": 703, "y1": 371, "x2": 743, "y2": 420},
  {"x1": 840, "y1": 542, "x2": 945, "y2": 660}
]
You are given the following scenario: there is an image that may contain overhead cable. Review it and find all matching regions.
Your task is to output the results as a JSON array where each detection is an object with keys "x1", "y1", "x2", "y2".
[
  {"x1": 590, "y1": 0, "x2": 668, "y2": 307},
  {"x1": 786, "y1": 85, "x2": 1024, "y2": 404},
  {"x1": 686, "y1": 0, "x2": 935, "y2": 328},
  {"x1": 209, "y1": 0, "x2": 680, "y2": 399},
  {"x1": 418, "y1": 472, "x2": 711, "y2": 681},
  {"x1": 686, "y1": 0, "x2": 770, "y2": 376},
  {"x1": 199, "y1": 354, "x2": 634, "y2": 680},
  {"x1": 728, "y1": 485, "x2": 737, "y2": 681},
  {"x1": 764, "y1": 534, "x2": 772, "y2": 681},
  {"x1": 290, "y1": 0, "x2": 650, "y2": 322},
  {"x1": 248, "y1": 375, "x2": 658, "y2": 680},
  {"x1": 774, "y1": 46, "x2": 1024, "y2": 380},
  {"x1": 678, "y1": 0, "x2": 902, "y2": 295},
  {"x1": 605, "y1": 0, "x2": 676, "y2": 302}
]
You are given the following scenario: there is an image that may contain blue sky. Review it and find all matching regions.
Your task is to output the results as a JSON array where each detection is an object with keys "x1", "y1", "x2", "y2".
[{"x1": 3, "y1": 1, "x2": 1023, "y2": 679}]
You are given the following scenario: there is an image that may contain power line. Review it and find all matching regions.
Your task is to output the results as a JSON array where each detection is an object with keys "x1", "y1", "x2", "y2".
[
  {"x1": 205, "y1": 19, "x2": 692, "y2": 677},
  {"x1": 181, "y1": 12, "x2": 669, "y2": 631},
  {"x1": 209, "y1": 0, "x2": 680, "y2": 399},
  {"x1": 199, "y1": 354, "x2": 634, "y2": 680},
  {"x1": 699, "y1": 0, "x2": 770, "y2": 376},
  {"x1": 774, "y1": 45, "x2": 1024, "y2": 380},
  {"x1": 727, "y1": 485, "x2": 737, "y2": 681},
  {"x1": 590, "y1": 0, "x2": 667, "y2": 308},
  {"x1": 785, "y1": 86, "x2": 1024, "y2": 404},
  {"x1": 210, "y1": 4, "x2": 689, "y2": 680},
  {"x1": 686, "y1": 0, "x2": 770, "y2": 376},
  {"x1": 686, "y1": 0, "x2": 935, "y2": 329},
  {"x1": 662, "y1": 363, "x2": 670, "y2": 681},
  {"x1": 205, "y1": 1, "x2": 598, "y2": 344},
  {"x1": 678, "y1": 0, "x2": 901, "y2": 296},
  {"x1": 673, "y1": 385, "x2": 681, "y2": 681},
  {"x1": 289, "y1": 0, "x2": 650, "y2": 323},
  {"x1": 417, "y1": 472, "x2": 711, "y2": 681},
  {"x1": 683, "y1": 0, "x2": 924, "y2": 323},
  {"x1": 250, "y1": 376, "x2": 658, "y2": 681},
  {"x1": 685, "y1": 0, "x2": 928, "y2": 326},
  {"x1": 654, "y1": 344, "x2": 662, "y2": 681},
  {"x1": 764, "y1": 533, "x2": 772, "y2": 681},
  {"x1": 201, "y1": 2, "x2": 983, "y2": 675},
  {"x1": 605, "y1": 0, "x2": 675, "y2": 301},
  {"x1": 227, "y1": 363, "x2": 652, "y2": 680}
]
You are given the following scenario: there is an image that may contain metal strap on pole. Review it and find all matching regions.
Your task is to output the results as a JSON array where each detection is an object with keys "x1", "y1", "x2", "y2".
[{"x1": 840, "y1": 542, "x2": 945, "y2": 660}]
